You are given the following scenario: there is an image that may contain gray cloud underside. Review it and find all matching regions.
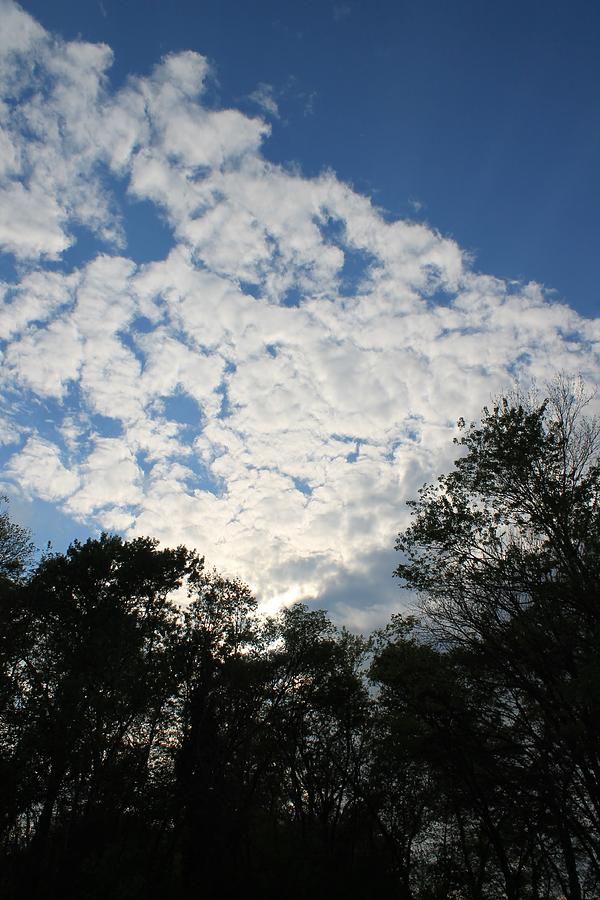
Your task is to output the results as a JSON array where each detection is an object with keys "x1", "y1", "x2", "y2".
[{"x1": 1, "y1": 1, "x2": 599, "y2": 627}]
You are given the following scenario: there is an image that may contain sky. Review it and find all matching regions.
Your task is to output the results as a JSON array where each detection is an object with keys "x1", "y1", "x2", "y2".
[{"x1": 0, "y1": 0, "x2": 599, "y2": 628}]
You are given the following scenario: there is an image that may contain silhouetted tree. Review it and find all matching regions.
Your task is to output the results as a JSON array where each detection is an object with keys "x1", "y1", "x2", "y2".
[
  {"x1": 173, "y1": 568, "x2": 264, "y2": 896},
  {"x1": 0, "y1": 534, "x2": 193, "y2": 899},
  {"x1": 0, "y1": 497, "x2": 34, "y2": 582},
  {"x1": 390, "y1": 377, "x2": 600, "y2": 899},
  {"x1": 260, "y1": 604, "x2": 372, "y2": 897}
]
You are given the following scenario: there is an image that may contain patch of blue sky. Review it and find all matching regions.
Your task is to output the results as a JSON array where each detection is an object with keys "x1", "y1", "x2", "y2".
[
  {"x1": 188, "y1": 165, "x2": 214, "y2": 184},
  {"x1": 33, "y1": 415, "x2": 72, "y2": 452},
  {"x1": 425, "y1": 285, "x2": 455, "y2": 309},
  {"x1": 1, "y1": 388, "x2": 78, "y2": 448},
  {"x1": 331, "y1": 432, "x2": 361, "y2": 445},
  {"x1": 507, "y1": 353, "x2": 533, "y2": 377},
  {"x1": 337, "y1": 246, "x2": 379, "y2": 297},
  {"x1": 329, "y1": 432, "x2": 363, "y2": 463},
  {"x1": 130, "y1": 315, "x2": 157, "y2": 334},
  {"x1": 319, "y1": 216, "x2": 345, "y2": 243},
  {"x1": 56, "y1": 172, "x2": 173, "y2": 270},
  {"x1": 181, "y1": 454, "x2": 225, "y2": 498},
  {"x1": 558, "y1": 329, "x2": 589, "y2": 347},
  {"x1": 0, "y1": 226, "x2": 103, "y2": 285},
  {"x1": 216, "y1": 381, "x2": 232, "y2": 419},
  {"x1": 9, "y1": 494, "x2": 94, "y2": 557},
  {"x1": 145, "y1": 393, "x2": 205, "y2": 445},
  {"x1": 238, "y1": 281, "x2": 261, "y2": 299},
  {"x1": 165, "y1": 322, "x2": 214, "y2": 357},
  {"x1": 346, "y1": 443, "x2": 361, "y2": 464},
  {"x1": 4, "y1": 75, "x2": 41, "y2": 109},
  {"x1": 0, "y1": 253, "x2": 18, "y2": 284},
  {"x1": 291, "y1": 476, "x2": 312, "y2": 497},
  {"x1": 281, "y1": 285, "x2": 303, "y2": 308},
  {"x1": 117, "y1": 327, "x2": 149, "y2": 370},
  {"x1": 90, "y1": 413, "x2": 123, "y2": 439},
  {"x1": 384, "y1": 442, "x2": 399, "y2": 462},
  {"x1": 160, "y1": 392, "x2": 204, "y2": 428},
  {"x1": 134, "y1": 446, "x2": 224, "y2": 497},
  {"x1": 121, "y1": 193, "x2": 174, "y2": 265},
  {"x1": 2, "y1": 386, "x2": 130, "y2": 466},
  {"x1": 383, "y1": 418, "x2": 424, "y2": 460},
  {"x1": 56, "y1": 223, "x2": 114, "y2": 273},
  {"x1": 318, "y1": 216, "x2": 378, "y2": 296},
  {"x1": 0, "y1": 442, "x2": 20, "y2": 474},
  {"x1": 213, "y1": 363, "x2": 237, "y2": 419},
  {"x1": 135, "y1": 449, "x2": 152, "y2": 476},
  {"x1": 21, "y1": 179, "x2": 173, "y2": 279}
]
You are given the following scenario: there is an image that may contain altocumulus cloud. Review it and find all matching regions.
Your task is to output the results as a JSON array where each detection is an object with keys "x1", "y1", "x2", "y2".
[{"x1": 1, "y1": 1, "x2": 599, "y2": 628}]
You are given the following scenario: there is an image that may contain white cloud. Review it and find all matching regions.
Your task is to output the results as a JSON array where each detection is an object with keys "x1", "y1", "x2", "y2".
[
  {"x1": 4, "y1": 318, "x2": 83, "y2": 398},
  {"x1": 0, "y1": 1, "x2": 599, "y2": 627},
  {"x1": 6, "y1": 436, "x2": 80, "y2": 502},
  {"x1": 0, "y1": 182, "x2": 71, "y2": 259},
  {"x1": 0, "y1": 268, "x2": 78, "y2": 340},
  {"x1": 0, "y1": 0, "x2": 46, "y2": 62},
  {"x1": 248, "y1": 82, "x2": 280, "y2": 118},
  {"x1": 65, "y1": 437, "x2": 143, "y2": 526},
  {"x1": 0, "y1": 4, "x2": 122, "y2": 259}
]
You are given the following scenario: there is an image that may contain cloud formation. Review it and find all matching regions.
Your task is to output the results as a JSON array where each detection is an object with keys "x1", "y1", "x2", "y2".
[{"x1": 1, "y1": 1, "x2": 599, "y2": 627}]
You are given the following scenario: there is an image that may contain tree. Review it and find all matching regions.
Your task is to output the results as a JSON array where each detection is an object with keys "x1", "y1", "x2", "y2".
[
  {"x1": 0, "y1": 533, "x2": 194, "y2": 899},
  {"x1": 256, "y1": 604, "x2": 374, "y2": 900},
  {"x1": 392, "y1": 377, "x2": 600, "y2": 899},
  {"x1": 173, "y1": 568, "x2": 266, "y2": 897},
  {"x1": 0, "y1": 497, "x2": 34, "y2": 582},
  {"x1": 0, "y1": 500, "x2": 36, "y2": 879},
  {"x1": 371, "y1": 615, "x2": 552, "y2": 899}
]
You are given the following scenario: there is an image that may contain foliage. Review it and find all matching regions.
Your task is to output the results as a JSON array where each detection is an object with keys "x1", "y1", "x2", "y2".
[
  {"x1": 388, "y1": 376, "x2": 600, "y2": 899},
  {"x1": 0, "y1": 497, "x2": 34, "y2": 581}
]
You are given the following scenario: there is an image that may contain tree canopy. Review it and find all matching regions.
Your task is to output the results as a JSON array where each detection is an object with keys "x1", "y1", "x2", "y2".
[
  {"x1": 388, "y1": 377, "x2": 600, "y2": 899},
  {"x1": 0, "y1": 497, "x2": 34, "y2": 582}
]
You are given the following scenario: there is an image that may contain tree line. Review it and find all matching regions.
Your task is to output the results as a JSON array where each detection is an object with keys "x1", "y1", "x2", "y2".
[{"x1": 1, "y1": 378, "x2": 599, "y2": 899}]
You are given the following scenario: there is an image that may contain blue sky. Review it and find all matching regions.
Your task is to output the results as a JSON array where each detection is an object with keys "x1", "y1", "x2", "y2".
[
  {"x1": 21, "y1": 0, "x2": 600, "y2": 316},
  {"x1": 0, "y1": 0, "x2": 598, "y2": 627}
]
